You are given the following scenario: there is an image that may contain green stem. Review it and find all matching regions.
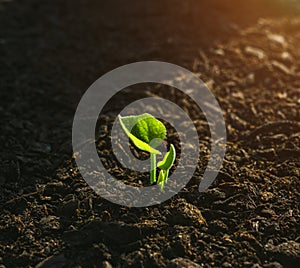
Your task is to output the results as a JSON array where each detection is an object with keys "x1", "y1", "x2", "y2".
[
  {"x1": 164, "y1": 170, "x2": 169, "y2": 182},
  {"x1": 150, "y1": 153, "x2": 157, "y2": 183}
]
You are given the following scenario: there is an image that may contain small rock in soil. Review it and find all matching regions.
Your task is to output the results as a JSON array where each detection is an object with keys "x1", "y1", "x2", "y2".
[
  {"x1": 57, "y1": 198, "x2": 79, "y2": 218},
  {"x1": 101, "y1": 261, "x2": 113, "y2": 268},
  {"x1": 264, "y1": 262, "x2": 283, "y2": 268},
  {"x1": 265, "y1": 241, "x2": 300, "y2": 266},
  {"x1": 39, "y1": 216, "x2": 60, "y2": 230},
  {"x1": 43, "y1": 181, "x2": 66, "y2": 195},
  {"x1": 167, "y1": 199, "x2": 206, "y2": 226},
  {"x1": 167, "y1": 257, "x2": 200, "y2": 268},
  {"x1": 35, "y1": 254, "x2": 66, "y2": 268},
  {"x1": 245, "y1": 46, "x2": 266, "y2": 59}
]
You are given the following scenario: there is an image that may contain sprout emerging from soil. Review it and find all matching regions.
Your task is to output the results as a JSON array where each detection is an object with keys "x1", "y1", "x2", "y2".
[{"x1": 118, "y1": 113, "x2": 176, "y2": 189}]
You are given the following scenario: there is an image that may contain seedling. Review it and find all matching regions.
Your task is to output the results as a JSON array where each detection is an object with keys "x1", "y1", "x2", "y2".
[{"x1": 118, "y1": 113, "x2": 176, "y2": 189}]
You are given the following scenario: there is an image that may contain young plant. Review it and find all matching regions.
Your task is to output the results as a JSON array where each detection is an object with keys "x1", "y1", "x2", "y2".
[{"x1": 118, "y1": 113, "x2": 176, "y2": 189}]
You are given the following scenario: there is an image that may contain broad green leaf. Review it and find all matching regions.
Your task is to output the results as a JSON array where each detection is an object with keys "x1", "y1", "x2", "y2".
[
  {"x1": 131, "y1": 117, "x2": 166, "y2": 148},
  {"x1": 157, "y1": 144, "x2": 176, "y2": 170},
  {"x1": 118, "y1": 114, "x2": 166, "y2": 155},
  {"x1": 119, "y1": 114, "x2": 153, "y2": 132}
]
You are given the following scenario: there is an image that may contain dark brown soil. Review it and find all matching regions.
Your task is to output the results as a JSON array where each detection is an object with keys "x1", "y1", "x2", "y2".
[{"x1": 0, "y1": 0, "x2": 299, "y2": 267}]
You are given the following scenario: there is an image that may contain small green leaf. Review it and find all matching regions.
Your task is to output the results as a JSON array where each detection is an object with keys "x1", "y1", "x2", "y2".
[
  {"x1": 157, "y1": 170, "x2": 166, "y2": 189},
  {"x1": 158, "y1": 169, "x2": 170, "y2": 189},
  {"x1": 118, "y1": 114, "x2": 166, "y2": 154},
  {"x1": 157, "y1": 144, "x2": 176, "y2": 170}
]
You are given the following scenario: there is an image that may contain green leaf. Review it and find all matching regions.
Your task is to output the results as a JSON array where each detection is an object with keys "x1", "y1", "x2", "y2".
[
  {"x1": 157, "y1": 144, "x2": 176, "y2": 190},
  {"x1": 157, "y1": 170, "x2": 166, "y2": 189},
  {"x1": 157, "y1": 144, "x2": 176, "y2": 170},
  {"x1": 118, "y1": 113, "x2": 166, "y2": 155}
]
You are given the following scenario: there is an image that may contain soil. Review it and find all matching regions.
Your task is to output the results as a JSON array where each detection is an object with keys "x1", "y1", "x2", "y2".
[{"x1": 0, "y1": 0, "x2": 299, "y2": 267}]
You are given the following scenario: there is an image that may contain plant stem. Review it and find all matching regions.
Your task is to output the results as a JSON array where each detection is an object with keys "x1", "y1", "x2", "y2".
[
  {"x1": 150, "y1": 153, "x2": 156, "y2": 183},
  {"x1": 164, "y1": 169, "x2": 169, "y2": 182}
]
